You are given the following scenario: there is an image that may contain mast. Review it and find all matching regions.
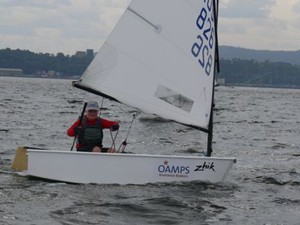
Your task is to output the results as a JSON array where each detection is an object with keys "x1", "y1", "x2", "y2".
[
  {"x1": 206, "y1": 106, "x2": 213, "y2": 157},
  {"x1": 206, "y1": 0, "x2": 220, "y2": 157}
]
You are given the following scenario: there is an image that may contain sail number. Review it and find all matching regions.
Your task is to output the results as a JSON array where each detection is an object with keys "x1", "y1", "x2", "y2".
[{"x1": 191, "y1": 0, "x2": 215, "y2": 76}]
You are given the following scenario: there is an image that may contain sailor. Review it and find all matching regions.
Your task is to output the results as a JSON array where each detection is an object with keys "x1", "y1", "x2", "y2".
[{"x1": 67, "y1": 101, "x2": 119, "y2": 152}]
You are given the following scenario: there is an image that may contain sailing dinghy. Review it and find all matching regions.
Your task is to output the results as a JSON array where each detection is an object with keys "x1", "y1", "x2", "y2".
[{"x1": 12, "y1": 0, "x2": 236, "y2": 184}]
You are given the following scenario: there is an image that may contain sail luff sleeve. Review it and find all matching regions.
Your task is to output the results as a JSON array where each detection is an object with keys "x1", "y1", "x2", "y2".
[
  {"x1": 213, "y1": 0, "x2": 220, "y2": 73},
  {"x1": 206, "y1": 0, "x2": 220, "y2": 157}
]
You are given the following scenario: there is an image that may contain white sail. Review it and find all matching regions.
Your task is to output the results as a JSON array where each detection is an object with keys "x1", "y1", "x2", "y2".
[{"x1": 77, "y1": 0, "x2": 217, "y2": 130}]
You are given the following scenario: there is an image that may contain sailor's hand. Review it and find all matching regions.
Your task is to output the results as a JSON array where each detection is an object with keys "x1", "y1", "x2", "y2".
[
  {"x1": 74, "y1": 127, "x2": 81, "y2": 135},
  {"x1": 92, "y1": 146, "x2": 102, "y2": 152},
  {"x1": 110, "y1": 124, "x2": 119, "y2": 131}
]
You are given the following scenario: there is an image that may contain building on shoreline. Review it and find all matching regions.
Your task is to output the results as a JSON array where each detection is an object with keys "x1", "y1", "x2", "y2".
[{"x1": 0, "y1": 68, "x2": 23, "y2": 76}]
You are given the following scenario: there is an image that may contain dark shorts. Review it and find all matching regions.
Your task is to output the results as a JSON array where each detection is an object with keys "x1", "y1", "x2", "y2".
[{"x1": 77, "y1": 146, "x2": 108, "y2": 152}]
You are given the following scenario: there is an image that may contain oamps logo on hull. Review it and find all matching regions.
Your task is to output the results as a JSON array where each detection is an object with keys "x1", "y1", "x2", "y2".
[{"x1": 157, "y1": 160, "x2": 190, "y2": 178}]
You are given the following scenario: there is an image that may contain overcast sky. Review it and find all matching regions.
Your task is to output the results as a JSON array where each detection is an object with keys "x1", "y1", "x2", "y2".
[{"x1": 0, "y1": 0, "x2": 299, "y2": 55}]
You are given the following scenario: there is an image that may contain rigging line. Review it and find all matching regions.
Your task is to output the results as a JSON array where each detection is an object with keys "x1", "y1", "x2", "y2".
[
  {"x1": 109, "y1": 129, "x2": 119, "y2": 152},
  {"x1": 127, "y1": 7, "x2": 161, "y2": 32},
  {"x1": 117, "y1": 112, "x2": 140, "y2": 153},
  {"x1": 99, "y1": 97, "x2": 105, "y2": 116},
  {"x1": 97, "y1": 96, "x2": 119, "y2": 152}
]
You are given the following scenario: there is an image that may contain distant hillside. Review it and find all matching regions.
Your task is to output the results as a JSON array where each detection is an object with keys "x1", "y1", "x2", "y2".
[
  {"x1": 220, "y1": 46, "x2": 300, "y2": 65},
  {"x1": 1, "y1": 47, "x2": 299, "y2": 88}
]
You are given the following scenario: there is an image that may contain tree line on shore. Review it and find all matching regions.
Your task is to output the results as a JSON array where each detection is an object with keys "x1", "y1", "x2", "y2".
[
  {"x1": 219, "y1": 58, "x2": 300, "y2": 88},
  {"x1": 0, "y1": 48, "x2": 92, "y2": 77},
  {"x1": 0, "y1": 48, "x2": 300, "y2": 87}
]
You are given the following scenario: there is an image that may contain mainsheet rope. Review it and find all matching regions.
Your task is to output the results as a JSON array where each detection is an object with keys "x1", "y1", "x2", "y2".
[{"x1": 99, "y1": 97, "x2": 140, "y2": 153}]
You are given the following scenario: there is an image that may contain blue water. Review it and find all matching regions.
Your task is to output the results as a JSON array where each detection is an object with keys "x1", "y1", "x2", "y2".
[{"x1": 0, "y1": 76, "x2": 300, "y2": 224}]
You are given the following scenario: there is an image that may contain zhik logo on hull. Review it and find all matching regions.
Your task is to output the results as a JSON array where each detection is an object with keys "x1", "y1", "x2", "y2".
[{"x1": 194, "y1": 162, "x2": 215, "y2": 172}]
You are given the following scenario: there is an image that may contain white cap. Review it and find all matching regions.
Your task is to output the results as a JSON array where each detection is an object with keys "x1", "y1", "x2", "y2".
[{"x1": 86, "y1": 101, "x2": 99, "y2": 111}]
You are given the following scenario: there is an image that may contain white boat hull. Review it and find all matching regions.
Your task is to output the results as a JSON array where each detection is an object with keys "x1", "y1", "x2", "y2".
[{"x1": 27, "y1": 150, "x2": 236, "y2": 184}]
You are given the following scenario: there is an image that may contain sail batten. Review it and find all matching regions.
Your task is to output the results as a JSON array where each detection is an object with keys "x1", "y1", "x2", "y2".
[
  {"x1": 77, "y1": 0, "x2": 217, "y2": 130},
  {"x1": 127, "y1": 7, "x2": 161, "y2": 32}
]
